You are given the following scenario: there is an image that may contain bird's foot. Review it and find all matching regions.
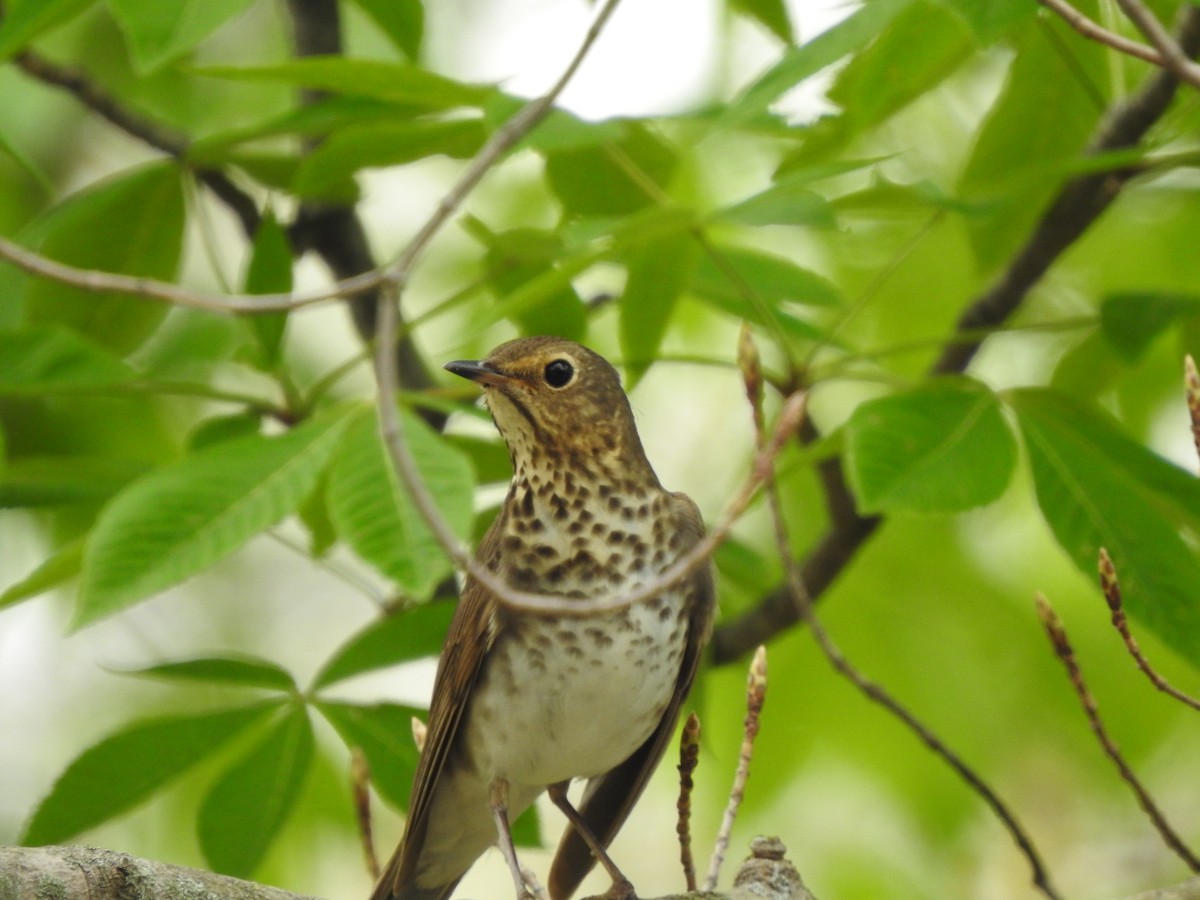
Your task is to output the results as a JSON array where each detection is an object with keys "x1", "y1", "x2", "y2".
[{"x1": 601, "y1": 878, "x2": 637, "y2": 900}]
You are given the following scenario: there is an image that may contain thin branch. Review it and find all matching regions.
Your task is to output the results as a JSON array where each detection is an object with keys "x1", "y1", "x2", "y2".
[
  {"x1": 0, "y1": 233, "x2": 385, "y2": 311},
  {"x1": 1098, "y1": 549, "x2": 1200, "y2": 713},
  {"x1": 1035, "y1": 0, "x2": 1166, "y2": 66},
  {"x1": 703, "y1": 646, "x2": 768, "y2": 892},
  {"x1": 369, "y1": 0, "x2": 819, "y2": 620},
  {"x1": 712, "y1": 4, "x2": 1200, "y2": 665},
  {"x1": 13, "y1": 50, "x2": 261, "y2": 238},
  {"x1": 378, "y1": 0, "x2": 781, "y2": 619},
  {"x1": 676, "y1": 712, "x2": 701, "y2": 893},
  {"x1": 1035, "y1": 593, "x2": 1200, "y2": 872},
  {"x1": 740, "y1": 327, "x2": 1062, "y2": 899},
  {"x1": 804, "y1": 589, "x2": 1064, "y2": 897},
  {"x1": 1115, "y1": 0, "x2": 1200, "y2": 88}
]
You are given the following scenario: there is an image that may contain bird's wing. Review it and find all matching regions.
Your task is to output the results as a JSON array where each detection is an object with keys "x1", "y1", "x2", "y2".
[
  {"x1": 546, "y1": 492, "x2": 715, "y2": 900},
  {"x1": 369, "y1": 519, "x2": 504, "y2": 900}
]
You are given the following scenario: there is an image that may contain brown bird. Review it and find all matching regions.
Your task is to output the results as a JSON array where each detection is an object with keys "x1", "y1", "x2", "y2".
[{"x1": 369, "y1": 336, "x2": 714, "y2": 900}]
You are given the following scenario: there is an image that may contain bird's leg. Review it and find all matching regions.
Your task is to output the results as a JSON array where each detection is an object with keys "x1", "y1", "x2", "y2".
[
  {"x1": 547, "y1": 781, "x2": 637, "y2": 900},
  {"x1": 489, "y1": 778, "x2": 534, "y2": 900}
]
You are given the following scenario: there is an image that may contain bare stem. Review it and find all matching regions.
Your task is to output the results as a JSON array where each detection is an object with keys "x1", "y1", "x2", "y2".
[
  {"x1": 703, "y1": 646, "x2": 768, "y2": 892},
  {"x1": 1098, "y1": 549, "x2": 1200, "y2": 713},
  {"x1": 676, "y1": 713, "x2": 701, "y2": 893},
  {"x1": 1186, "y1": 355, "x2": 1200, "y2": 471},
  {"x1": 1036, "y1": 593, "x2": 1200, "y2": 871}
]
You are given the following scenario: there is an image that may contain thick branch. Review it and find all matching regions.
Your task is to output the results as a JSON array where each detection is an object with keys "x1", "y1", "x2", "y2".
[
  {"x1": 0, "y1": 841, "x2": 812, "y2": 900},
  {"x1": 284, "y1": 0, "x2": 436, "y2": 401},
  {"x1": 711, "y1": 4, "x2": 1200, "y2": 665},
  {"x1": 0, "y1": 846, "x2": 320, "y2": 900}
]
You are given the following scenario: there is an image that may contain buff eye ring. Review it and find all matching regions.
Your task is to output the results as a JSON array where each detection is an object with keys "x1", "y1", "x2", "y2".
[{"x1": 543, "y1": 359, "x2": 575, "y2": 388}]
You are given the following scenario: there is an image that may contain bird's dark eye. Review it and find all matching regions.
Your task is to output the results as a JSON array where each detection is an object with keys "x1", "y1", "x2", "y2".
[{"x1": 543, "y1": 359, "x2": 574, "y2": 388}]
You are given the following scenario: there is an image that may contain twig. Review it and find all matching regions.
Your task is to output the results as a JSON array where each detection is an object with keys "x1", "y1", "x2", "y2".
[
  {"x1": 711, "y1": 5, "x2": 1200, "y2": 665},
  {"x1": 0, "y1": 234, "x2": 384, "y2": 311},
  {"x1": 676, "y1": 712, "x2": 701, "y2": 892},
  {"x1": 1035, "y1": 0, "x2": 1166, "y2": 66},
  {"x1": 1098, "y1": 549, "x2": 1200, "y2": 713},
  {"x1": 1115, "y1": 0, "x2": 1200, "y2": 88},
  {"x1": 737, "y1": 326, "x2": 1062, "y2": 899},
  {"x1": 1186, "y1": 354, "x2": 1200, "y2": 470},
  {"x1": 350, "y1": 748, "x2": 380, "y2": 880},
  {"x1": 1035, "y1": 593, "x2": 1200, "y2": 872},
  {"x1": 703, "y1": 646, "x2": 768, "y2": 892}
]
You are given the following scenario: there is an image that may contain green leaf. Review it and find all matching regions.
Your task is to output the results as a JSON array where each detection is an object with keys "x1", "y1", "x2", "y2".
[
  {"x1": 480, "y1": 227, "x2": 586, "y2": 341},
  {"x1": 19, "y1": 163, "x2": 186, "y2": 354},
  {"x1": 77, "y1": 406, "x2": 358, "y2": 626},
  {"x1": 190, "y1": 97, "x2": 415, "y2": 162},
  {"x1": 241, "y1": 212, "x2": 292, "y2": 370},
  {"x1": 317, "y1": 701, "x2": 424, "y2": 810},
  {"x1": 725, "y1": 0, "x2": 916, "y2": 122},
  {"x1": 0, "y1": 326, "x2": 134, "y2": 395},
  {"x1": 296, "y1": 474, "x2": 338, "y2": 558},
  {"x1": 313, "y1": 600, "x2": 455, "y2": 689},
  {"x1": 187, "y1": 414, "x2": 264, "y2": 452},
  {"x1": 1010, "y1": 389, "x2": 1200, "y2": 663},
  {"x1": 198, "y1": 58, "x2": 494, "y2": 108},
  {"x1": 935, "y1": 0, "x2": 1034, "y2": 43},
  {"x1": 730, "y1": 0, "x2": 793, "y2": 43},
  {"x1": 620, "y1": 231, "x2": 698, "y2": 385},
  {"x1": 483, "y1": 205, "x2": 697, "y2": 330},
  {"x1": 712, "y1": 175, "x2": 836, "y2": 228},
  {"x1": 197, "y1": 705, "x2": 314, "y2": 877},
  {"x1": 22, "y1": 703, "x2": 277, "y2": 845},
  {"x1": 109, "y1": 0, "x2": 258, "y2": 73},
  {"x1": 327, "y1": 410, "x2": 474, "y2": 599},
  {"x1": 348, "y1": 0, "x2": 423, "y2": 59},
  {"x1": 544, "y1": 122, "x2": 677, "y2": 216},
  {"x1": 118, "y1": 656, "x2": 296, "y2": 691},
  {"x1": 0, "y1": 455, "x2": 146, "y2": 507},
  {"x1": 957, "y1": 19, "x2": 1105, "y2": 269},
  {"x1": 844, "y1": 378, "x2": 1016, "y2": 513},
  {"x1": 1099, "y1": 292, "x2": 1200, "y2": 362},
  {"x1": 0, "y1": 537, "x2": 84, "y2": 611},
  {"x1": 691, "y1": 245, "x2": 842, "y2": 309},
  {"x1": 293, "y1": 118, "x2": 486, "y2": 199},
  {"x1": 0, "y1": 0, "x2": 98, "y2": 61},
  {"x1": 792, "y1": 1, "x2": 975, "y2": 165}
]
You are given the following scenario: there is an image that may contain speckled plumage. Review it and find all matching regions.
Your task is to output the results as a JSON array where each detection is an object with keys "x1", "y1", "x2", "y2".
[{"x1": 369, "y1": 337, "x2": 714, "y2": 900}]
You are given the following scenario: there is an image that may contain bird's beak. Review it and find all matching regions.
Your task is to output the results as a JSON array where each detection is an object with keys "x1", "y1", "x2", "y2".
[{"x1": 444, "y1": 359, "x2": 512, "y2": 388}]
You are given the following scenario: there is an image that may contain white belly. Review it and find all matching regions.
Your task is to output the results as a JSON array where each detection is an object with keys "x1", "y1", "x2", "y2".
[{"x1": 466, "y1": 593, "x2": 688, "y2": 788}]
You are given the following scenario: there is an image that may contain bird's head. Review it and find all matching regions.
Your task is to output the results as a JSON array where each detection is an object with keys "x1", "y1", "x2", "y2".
[{"x1": 444, "y1": 336, "x2": 652, "y2": 480}]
